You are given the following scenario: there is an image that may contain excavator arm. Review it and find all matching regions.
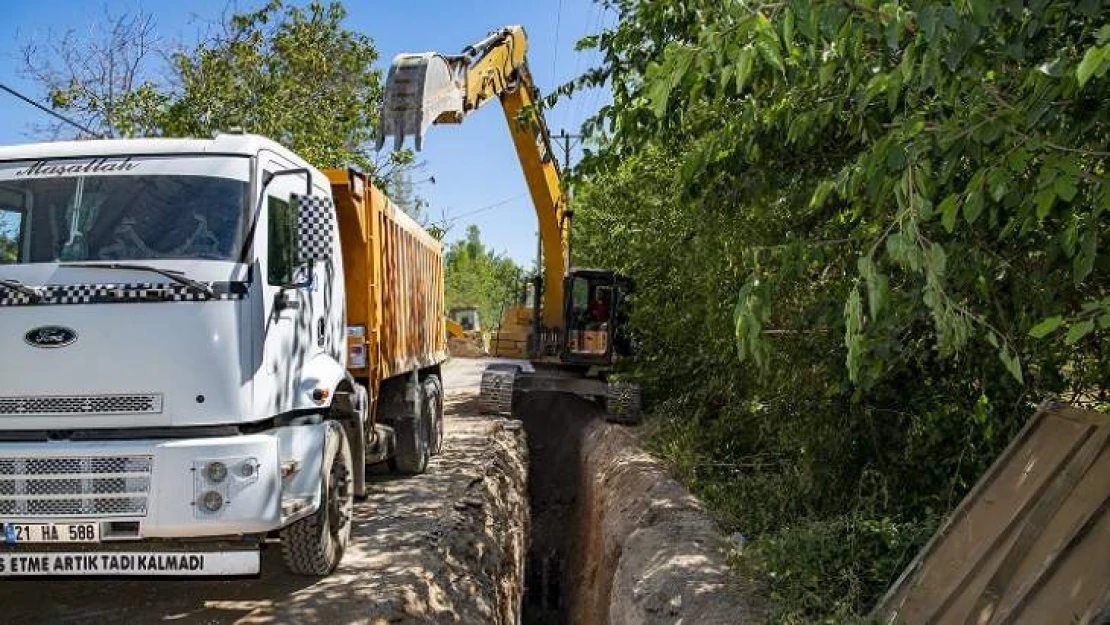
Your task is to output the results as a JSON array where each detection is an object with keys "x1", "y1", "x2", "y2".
[{"x1": 378, "y1": 26, "x2": 569, "y2": 329}]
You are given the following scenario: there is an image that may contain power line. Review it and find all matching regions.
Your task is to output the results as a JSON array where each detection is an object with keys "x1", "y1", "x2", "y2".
[
  {"x1": 0, "y1": 82, "x2": 105, "y2": 139},
  {"x1": 551, "y1": 0, "x2": 564, "y2": 90},
  {"x1": 439, "y1": 192, "x2": 528, "y2": 227},
  {"x1": 568, "y1": 0, "x2": 601, "y2": 130},
  {"x1": 582, "y1": 9, "x2": 617, "y2": 131}
]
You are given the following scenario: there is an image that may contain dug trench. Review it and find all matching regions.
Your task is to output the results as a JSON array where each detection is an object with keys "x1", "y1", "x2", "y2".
[
  {"x1": 2, "y1": 359, "x2": 757, "y2": 624},
  {"x1": 517, "y1": 389, "x2": 763, "y2": 625}
]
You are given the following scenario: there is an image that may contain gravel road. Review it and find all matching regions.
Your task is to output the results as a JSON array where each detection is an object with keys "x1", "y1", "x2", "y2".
[{"x1": 4, "y1": 358, "x2": 529, "y2": 625}]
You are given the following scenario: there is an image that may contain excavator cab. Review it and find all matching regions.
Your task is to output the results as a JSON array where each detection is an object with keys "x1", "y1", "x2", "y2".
[{"x1": 562, "y1": 269, "x2": 633, "y2": 366}]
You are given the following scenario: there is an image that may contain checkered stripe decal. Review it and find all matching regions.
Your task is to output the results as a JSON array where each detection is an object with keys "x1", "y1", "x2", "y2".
[
  {"x1": 293, "y1": 193, "x2": 336, "y2": 263},
  {"x1": 0, "y1": 281, "x2": 248, "y2": 307}
]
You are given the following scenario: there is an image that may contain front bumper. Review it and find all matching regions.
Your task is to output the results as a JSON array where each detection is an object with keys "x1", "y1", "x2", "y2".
[{"x1": 0, "y1": 422, "x2": 329, "y2": 540}]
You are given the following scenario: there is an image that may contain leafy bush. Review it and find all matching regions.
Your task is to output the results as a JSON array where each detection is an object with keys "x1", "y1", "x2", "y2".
[
  {"x1": 740, "y1": 513, "x2": 938, "y2": 624},
  {"x1": 570, "y1": 0, "x2": 1108, "y2": 621}
]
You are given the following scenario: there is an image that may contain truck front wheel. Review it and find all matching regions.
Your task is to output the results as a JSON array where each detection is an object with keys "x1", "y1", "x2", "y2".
[{"x1": 281, "y1": 422, "x2": 354, "y2": 576}]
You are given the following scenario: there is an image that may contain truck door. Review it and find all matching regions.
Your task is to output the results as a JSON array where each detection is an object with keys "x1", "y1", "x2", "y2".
[{"x1": 256, "y1": 156, "x2": 320, "y2": 416}]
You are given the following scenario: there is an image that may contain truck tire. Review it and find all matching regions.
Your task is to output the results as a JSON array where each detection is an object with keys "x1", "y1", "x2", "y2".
[
  {"x1": 390, "y1": 401, "x2": 430, "y2": 474},
  {"x1": 425, "y1": 375, "x2": 444, "y2": 456},
  {"x1": 281, "y1": 422, "x2": 354, "y2": 576}
]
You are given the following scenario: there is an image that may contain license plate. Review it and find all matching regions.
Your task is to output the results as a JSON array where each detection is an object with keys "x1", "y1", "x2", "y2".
[
  {"x1": 2, "y1": 522, "x2": 100, "y2": 544},
  {"x1": 0, "y1": 551, "x2": 259, "y2": 576}
]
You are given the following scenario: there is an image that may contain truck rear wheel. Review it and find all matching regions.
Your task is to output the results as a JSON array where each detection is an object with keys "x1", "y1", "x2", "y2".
[
  {"x1": 425, "y1": 375, "x2": 444, "y2": 456},
  {"x1": 390, "y1": 399, "x2": 430, "y2": 474},
  {"x1": 281, "y1": 422, "x2": 353, "y2": 576}
]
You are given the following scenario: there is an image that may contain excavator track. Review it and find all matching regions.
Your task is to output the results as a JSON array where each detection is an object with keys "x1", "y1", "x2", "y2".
[{"x1": 479, "y1": 367, "x2": 517, "y2": 416}]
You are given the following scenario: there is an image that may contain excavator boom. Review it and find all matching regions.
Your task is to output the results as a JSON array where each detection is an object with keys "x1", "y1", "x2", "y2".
[
  {"x1": 378, "y1": 26, "x2": 568, "y2": 331},
  {"x1": 381, "y1": 26, "x2": 642, "y2": 423}
]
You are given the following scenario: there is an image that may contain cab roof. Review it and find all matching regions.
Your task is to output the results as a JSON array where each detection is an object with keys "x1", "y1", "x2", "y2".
[{"x1": 0, "y1": 133, "x2": 309, "y2": 168}]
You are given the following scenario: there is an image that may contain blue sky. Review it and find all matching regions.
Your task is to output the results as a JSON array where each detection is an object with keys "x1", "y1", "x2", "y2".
[{"x1": 0, "y1": 0, "x2": 614, "y2": 267}]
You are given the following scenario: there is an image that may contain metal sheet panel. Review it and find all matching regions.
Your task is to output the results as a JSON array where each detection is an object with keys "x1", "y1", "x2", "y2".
[{"x1": 875, "y1": 402, "x2": 1110, "y2": 625}]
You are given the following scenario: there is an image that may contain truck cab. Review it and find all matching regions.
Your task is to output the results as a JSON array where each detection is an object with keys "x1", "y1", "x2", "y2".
[{"x1": 0, "y1": 134, "x2": 444, "y2": 577}]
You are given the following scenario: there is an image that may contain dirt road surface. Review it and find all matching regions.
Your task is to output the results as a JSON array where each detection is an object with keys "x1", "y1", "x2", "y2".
[{"x1": 3, "y1": 358, "x2": 529, "y2": 625}]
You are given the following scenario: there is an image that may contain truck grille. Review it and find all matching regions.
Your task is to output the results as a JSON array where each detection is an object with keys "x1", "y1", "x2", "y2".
[
  {"x1": 0, "y1": 456, "x2": 152, "y2": 517},
  {"x1": 0, "y1": 394, "x2": 163, "y2": 416}
]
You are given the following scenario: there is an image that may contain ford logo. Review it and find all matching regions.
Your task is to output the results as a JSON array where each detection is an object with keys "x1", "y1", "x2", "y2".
[{"x1": 24, "y1": 326, "x2": 78, "y2": 349}]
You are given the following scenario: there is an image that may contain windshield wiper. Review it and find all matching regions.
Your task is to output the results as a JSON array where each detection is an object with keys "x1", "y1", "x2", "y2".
[
  {"x1": 0, "y1": 278, "x2": 44, "y2": 302},
  {"x1": 61, "y1": 263, "x2": 216, "y2": 299}
]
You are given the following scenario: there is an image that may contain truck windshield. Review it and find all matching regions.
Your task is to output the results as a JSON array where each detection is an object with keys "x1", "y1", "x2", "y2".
[{"x1": 0, "y1": 165, "x2": 249, "y2": 265}]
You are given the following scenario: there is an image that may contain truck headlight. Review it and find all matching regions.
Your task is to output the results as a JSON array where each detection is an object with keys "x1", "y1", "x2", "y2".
[
  {"x1": 193, "y1": 457, "x2": 259, "y2": 518},
  {"x1": 200, "y1": 490, "x2": 224, "y2": 512},
  {"x1": 204, "y1": 461, "x2": 228, "y2": 483}
]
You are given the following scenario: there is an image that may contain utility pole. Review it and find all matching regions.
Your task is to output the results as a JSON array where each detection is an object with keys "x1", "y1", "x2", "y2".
[
  {"x1": 552, "y1": 130, "x2": 582, "y2": 268},
  {"x1": 552, "y1": 130, "x2": 582, "y2": 172}
]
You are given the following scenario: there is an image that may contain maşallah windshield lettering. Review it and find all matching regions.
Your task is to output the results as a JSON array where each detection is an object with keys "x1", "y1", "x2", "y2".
[
  {"x1": 14, "y1": 158, "x2": 140, "y2": 178},
  {"x1": 0, "y1": 159, "x2": 249, "y2": 265}
]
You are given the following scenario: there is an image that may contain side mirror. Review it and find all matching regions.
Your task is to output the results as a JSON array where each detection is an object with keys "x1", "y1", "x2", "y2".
[{"x1": 292, "y1": 193, "x2": 336, "y2": 264}]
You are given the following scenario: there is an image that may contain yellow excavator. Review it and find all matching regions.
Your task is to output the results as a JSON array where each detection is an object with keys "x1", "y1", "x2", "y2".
[{"x1": 378, "y1": 25, "x2": 640, "y2": 422}]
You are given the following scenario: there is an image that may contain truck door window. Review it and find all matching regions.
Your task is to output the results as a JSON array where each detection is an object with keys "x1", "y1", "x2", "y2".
[
  {"x1": 267, "y1": 195, "x2": 296, "y2": 285},
  {"x1": 0, "y1": 207, "x2": 24, "y2": 265}
]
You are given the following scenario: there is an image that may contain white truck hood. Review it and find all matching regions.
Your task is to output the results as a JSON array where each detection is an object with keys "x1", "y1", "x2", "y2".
[{"x1": 0, "y1": 266, "x2": 254, "y2": 431}]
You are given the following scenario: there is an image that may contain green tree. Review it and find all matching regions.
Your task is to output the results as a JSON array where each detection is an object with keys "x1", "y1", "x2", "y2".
[
  {"x1": 0, "y1": 215, "x2": 18, "y2": 263},
  {"x1": 19, "y1": 8, "x2": 167, "y2": 138},
  {"x1": 444, "y1": 225, "x2": 524, "y2": 330},
  {"x1": 571, "y1": 0, "x2": 1108, "y2": 620},
  {"x1": 162, "y1": 1, "x2": 382, "y2": 171},
  {"x1": 22, "y1": 1, "x2": 386, "y2": 174},
  {"x1": 387, "y1": 166, "x2": 428, "y2": 222}
]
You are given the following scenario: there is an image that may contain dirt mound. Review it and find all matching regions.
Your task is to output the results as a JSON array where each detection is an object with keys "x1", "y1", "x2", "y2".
[
  {"x1": 576, "y1": 419, "x2": 765, "y2": 624},
  {"x1": 448, "y1": 335, "x2": 489, "y2": 358}
]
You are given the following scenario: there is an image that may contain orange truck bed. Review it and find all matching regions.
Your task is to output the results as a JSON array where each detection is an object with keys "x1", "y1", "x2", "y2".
[{"x1": 326, "y1": 168, "x2": 447, "y2": 396}]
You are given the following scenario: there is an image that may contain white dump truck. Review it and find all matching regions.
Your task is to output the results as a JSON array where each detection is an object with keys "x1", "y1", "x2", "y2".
[{"x1": 0, "y1": 133, "x2": 447, "y2": 576}]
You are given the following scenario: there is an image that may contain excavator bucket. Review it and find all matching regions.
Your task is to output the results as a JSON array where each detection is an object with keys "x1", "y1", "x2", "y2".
[{"x1": 377, "y1": 53, "x2": 466, "y2": 152}]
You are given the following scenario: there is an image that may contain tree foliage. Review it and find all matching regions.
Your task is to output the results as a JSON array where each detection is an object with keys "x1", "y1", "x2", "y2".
[
  {"x1": 20, "y1": 9, "x2": 166, "y2": 139},
  {"x1": 444, "y1": 225, "x2": 524, "y2": 331},
  {"x1": 162, "y1": 0, "x2": 382, "y2": 171},
  {"x1": 572, "y1": 0, "x2": 1108, "y2": 620},
  {"x1": 22, "y1": 1, "x2": 386, "y2": 174},
  {"x1": 0, "y1": 215, "x2": 18, "y2": 263}
]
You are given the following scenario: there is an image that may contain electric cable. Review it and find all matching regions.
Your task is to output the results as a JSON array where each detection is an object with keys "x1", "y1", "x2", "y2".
[{"x1": 0, "y1": 82, "x2": 105, "y2": 138}]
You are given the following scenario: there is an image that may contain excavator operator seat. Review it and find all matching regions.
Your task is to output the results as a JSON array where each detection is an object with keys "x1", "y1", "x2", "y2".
[{"x1": 562, "y1": 269, "x2": 633, "y2": 366}]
